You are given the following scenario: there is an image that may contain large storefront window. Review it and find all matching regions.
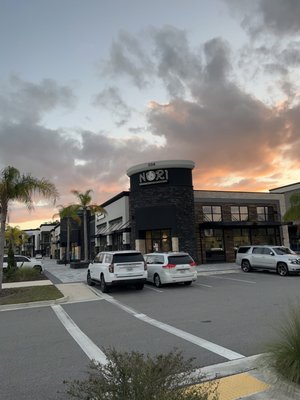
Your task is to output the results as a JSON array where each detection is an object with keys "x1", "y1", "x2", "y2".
[
  {"x1": 233, "y1": 228, "x2": 250, "y2": 249},
  {"x1": 203, "y1": 228, "x2": 225, "y2": 262},
  {"x1": 252, "y1": 227, "x2": 280, "y2": 245},
  {"x1": 203, "y1": 206, "x2": 222, "y2": 222},
  {"x1": 145, "y1": 229, "x2": 171, "y2": 253}
]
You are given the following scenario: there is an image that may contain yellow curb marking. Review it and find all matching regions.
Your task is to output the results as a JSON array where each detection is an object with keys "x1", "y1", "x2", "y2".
[{"x1": 195, "y1": 373, "x2": 269, "y2": 400}]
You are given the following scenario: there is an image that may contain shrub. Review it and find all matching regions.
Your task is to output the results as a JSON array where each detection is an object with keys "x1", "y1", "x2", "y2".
[
  {"x1": 260, "y1": 304, "x2": 300, "y2": 394},
  {"x1": 3, "y1": 267, "x2": 46, "y2": 283},
  {"x1": 65, "y1": 348, "x2": 218, "y2": 400}
]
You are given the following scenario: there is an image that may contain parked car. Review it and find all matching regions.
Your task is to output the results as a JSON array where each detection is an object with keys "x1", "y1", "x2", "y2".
[
  {"x1": 87, "y1": 250, "x2": 147, "y2": 293},
  {"x1": 3, "y1": 255, "x2": 43, "y2": 273},
  {"x1": 235, "y1": 245, "x2": 300, "y2": 276},
  {"x1": 35, "y1": 253, "x2": 43, "y2": 259},
  {"x1": 144, "y1": 252, "x2": 197, "y2": 287}
]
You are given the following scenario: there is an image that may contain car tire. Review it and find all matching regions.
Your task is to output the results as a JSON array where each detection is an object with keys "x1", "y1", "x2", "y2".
[
  {"x1": 184, "y1": 281, "x2": 192, "y2": 286},
  {"x1": 100, "y1": 274, "x2": 109, "y2": 293},
  {"x1": 241, "y1": 260, "x2": 252, "y2": 272},
  {"x1": 33, "y1": 265, "x2": 42, "y2": 273},
  {"x1": 277, "y1": 262, "x2": 289, "y2": 277},
  {"x1": 154, "y1": 274, "x2": 162, "y2": 288},
  {"x1": 87, "y1": 271, "x2": 95, "y2": 286},
  {"x1": 135, "y1": 283, "x2": 144, "y2": 290}
]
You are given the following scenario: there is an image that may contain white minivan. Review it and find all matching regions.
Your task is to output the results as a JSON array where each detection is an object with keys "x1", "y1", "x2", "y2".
[
  {"x1": 144, "y1": 252, "x2": 197, "y2": 287},
  {"x1": 87, "y1": 250, "x2": 147, "y2": 292}
]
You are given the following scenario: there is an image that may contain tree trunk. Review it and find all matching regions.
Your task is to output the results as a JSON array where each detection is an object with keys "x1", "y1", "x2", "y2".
[
  {"x1": 66, "y1": 217, "x2": 70, "y2": 263},
  {"x1": 83, "y1": 208, "x2": 88, "y2": 262},
  {"x1": 0, "y1": 204, "x2": 8, "y2": 292}
]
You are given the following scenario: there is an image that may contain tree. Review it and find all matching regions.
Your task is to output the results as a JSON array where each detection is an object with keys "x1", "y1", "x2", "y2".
[
  {"x1": 0, "y1": 166, "x2": 58, "y2": 291},
  {"x1": 53, "y1": 205, "x2": 81, "y2": 263},
  {"x1": 5, "y1": 225, "x2": 28, "y2": 253},
  {"x1": 283, "y1": 192, "x2": 300, "y2": 243},
  {"x1": 71, "y1": 190, "x2": 106, "y2": 262}
]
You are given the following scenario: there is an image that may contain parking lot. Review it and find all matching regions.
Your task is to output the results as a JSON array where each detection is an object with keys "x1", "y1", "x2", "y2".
[{"x1": 1, "y1": 261, "x2": 300, "y2": 399}]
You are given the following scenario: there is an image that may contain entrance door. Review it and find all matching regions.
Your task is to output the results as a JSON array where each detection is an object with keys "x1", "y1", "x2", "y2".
[
  {"x1": 203, "y1": 228, "x2": 225, "y2": 262},
  {"x1": 145, "y1": 229, "x2": 171, "y2": 253}
]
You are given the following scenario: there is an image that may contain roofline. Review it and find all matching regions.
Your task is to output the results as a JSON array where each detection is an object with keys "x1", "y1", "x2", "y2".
[
  {"x1": 127, "y1": 160, "x2": 195, "y2": 177},
  {"x1": 269, "y1": 182, "x2": 300, "y2": 192},
  {"x1": 101, "y1": 191, "x2": 129, "y2": 208}
]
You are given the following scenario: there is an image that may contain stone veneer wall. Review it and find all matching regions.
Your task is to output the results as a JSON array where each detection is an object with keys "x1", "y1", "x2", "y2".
[{"x1": 129, "y1": 184, "x2": 198, "y2": 261}]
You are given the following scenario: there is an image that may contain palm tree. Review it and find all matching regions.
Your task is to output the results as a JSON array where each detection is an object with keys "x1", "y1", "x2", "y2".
[
  {"x1": 53, "y1": 205, "x2": 81, "y2": 263},
  {"x1": 5, "y1": 225, "x2": 29, "y2": 253},
  {"x1": 71, "y1": 189, "x2": 106, "y2": 262},
  {"x1": 0, "y1": 166, "x2": 58, "y2": 291}
]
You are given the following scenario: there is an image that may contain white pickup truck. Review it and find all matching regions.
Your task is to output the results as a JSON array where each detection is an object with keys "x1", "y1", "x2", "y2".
[{"x1": 235, "y1": 245, "x2": 300, "y2": 276}]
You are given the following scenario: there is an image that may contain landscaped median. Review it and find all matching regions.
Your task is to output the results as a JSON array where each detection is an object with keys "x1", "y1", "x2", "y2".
[
  {"x1": 0, "y1": 281, "x2": 64, "y2": 306},
  {"x1": 0, "y1": 267, "x2": 65, "y2": 306}
]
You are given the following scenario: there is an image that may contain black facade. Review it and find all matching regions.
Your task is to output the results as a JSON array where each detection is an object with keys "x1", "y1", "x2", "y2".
[{"x1": 127, "y1": 160, "x2": 197, "y2": 260}]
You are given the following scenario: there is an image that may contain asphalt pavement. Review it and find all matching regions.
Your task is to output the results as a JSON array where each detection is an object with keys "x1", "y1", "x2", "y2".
[{"x1": 2, "y1": 259, "x2": 292, "y2": 399}]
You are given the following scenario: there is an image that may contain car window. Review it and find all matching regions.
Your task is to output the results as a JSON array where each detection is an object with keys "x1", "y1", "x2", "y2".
[
  {"x1": 145, "y1": 255, "x2": 155, "y2": 264},
  {"x1": 273, "y1": 247, "x2": 295, "y2": 255},
  {"x1": 112, "y1": 253, "x2": 144, "y2": 263},
  {"x1": 153, "y1": 255, "x2": 164, "y2": 264},
  {"x1": 263, "y1": 248, "x2": 273, "y2": 255},
  {"x1": 252, "y1": 247, "x2": 264, "y2": 254},
  {"x1": 168, "y1": 255, "x2": 193, "y2": 264},
  {"x1": 94, "y1": 253, "x2": 102, "y2": 263},
  {"x1": 3, "y1": 257, "x2": 8, "y2": 263},
  {"x1": 237, "y1": 246, "x2": 251, "y2": 253},
  {"x1": 105, "y1": 254, "x2": 113, "y2": 263},
  {"x1": 15, "y1": 256, "x2": 27, "y2": 262}
]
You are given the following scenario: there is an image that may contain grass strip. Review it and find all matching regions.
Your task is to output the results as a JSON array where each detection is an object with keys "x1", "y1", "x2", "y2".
[{"x1": 0, "y1": 285, "x2": 64, "y2": 305}]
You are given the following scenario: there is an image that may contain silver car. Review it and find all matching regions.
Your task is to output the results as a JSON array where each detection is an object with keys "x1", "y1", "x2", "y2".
[{"x1": 3, "y1": 255, "x2": 43, "y2": 273}]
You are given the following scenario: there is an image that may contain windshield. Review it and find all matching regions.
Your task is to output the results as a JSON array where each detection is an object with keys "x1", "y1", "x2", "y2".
[
  {"x1": 273, "y1": 247, "x2": 296, "y2": 255},
  {"x1": 113, "y1": 253, "x2": 144, "y2": 263}
]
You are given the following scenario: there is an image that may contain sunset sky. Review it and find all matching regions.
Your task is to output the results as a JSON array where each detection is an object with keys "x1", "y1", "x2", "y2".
[{"x1": 1, "y1": 0, "x2": 300, "y2": 229}]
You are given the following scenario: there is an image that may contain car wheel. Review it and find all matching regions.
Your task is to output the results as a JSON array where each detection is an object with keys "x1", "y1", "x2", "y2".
[
  {"x1": 277, "y1": 262, "x2": 289, "y2": 277},
  {"x1": 100, "y1": 275, "x2": 109, "y2": 293},
  {"x1": 184, "y1": 281, "x2": 192, "y2": 286},
  {"x1": 241, "y1": 260, "x2": 251, "y2": 272},
  {"x1": 135, "y1": 283, "x2": 144, "y2": 290},
  {"x1": 154, "y1": 274, "x2": 161, "y2": 288},
  {"x1": 87, "y1": 271, "x2": 95, "y2": 286},
  {"x1": 33, "y1": 265, "x2": 42, "y2": 273}
]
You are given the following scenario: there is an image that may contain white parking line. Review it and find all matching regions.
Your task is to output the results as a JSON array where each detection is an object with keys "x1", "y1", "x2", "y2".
[
  {"x1": 209, "y1": 276, "x2": 255, "y2": 284},
  {"x1": 99, "y1": 293, "x2": 244, "y2": 361},
  {"x1": 194, "y1": 283, "x2": 213, "y2": 288},
  {"x1": 144, "y1": 285, "x2": 163, "y2": 293},
  {"x1": 51, "y1": 304, "x2": 108, "y2": 365}
]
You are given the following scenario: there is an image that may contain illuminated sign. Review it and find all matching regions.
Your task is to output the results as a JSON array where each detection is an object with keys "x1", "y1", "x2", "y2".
[{"x1": 139, "y1": 169, "x2": 168, "y2": 185}]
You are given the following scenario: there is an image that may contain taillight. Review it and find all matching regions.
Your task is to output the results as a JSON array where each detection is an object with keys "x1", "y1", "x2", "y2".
[
  {"x1": 108, "y1": 263, "x2": 114, "y2": 273},
  {"x1": 163, "y1": 263, "x2": 176, "y2": 269},
  {"x1": 190, "y1": 262, "x2": 196, "y2": 267},
  {"x1": 144, "y1": 262, "x2": 147, "y2": 271}
]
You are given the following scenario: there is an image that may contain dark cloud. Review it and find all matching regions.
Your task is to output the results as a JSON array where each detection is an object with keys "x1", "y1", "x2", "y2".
[
  {"x1": 224, "y1": 0, "x2": 300, "y2": 38},
  {"x1": 103, "y1": 30, "x2": 154, "y2": 89}
]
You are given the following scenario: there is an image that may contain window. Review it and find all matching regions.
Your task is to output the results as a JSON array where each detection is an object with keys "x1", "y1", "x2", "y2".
[
  {"x1": 257, "y1": 206, "x2": 274, "y2": 221},
  {"x1": 112, "y1": 253, "x2": 144, "y2": 263},
  {"x1": 203, "y1": 206, "x2": 222, "y2": 222},
  {"x1": 252, "y1": 247, "x2": 264, "y2": 254},
  {"x1": 231, "y1": 206, "x2": 248, "y2": 221}
]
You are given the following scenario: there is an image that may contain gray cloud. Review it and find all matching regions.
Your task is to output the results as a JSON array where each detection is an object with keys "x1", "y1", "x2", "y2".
[
  {"x1": 103, "y1": 30, "x2": 154, "y2": 89},
  {"x1": 0, "y1": 76, "x2": 76, "y2": 124},
  {"x1": 92, "y1": 86, "x2": 132, "y2": 126},
  {"x1": 224, "y1": 0, "x2": 300, "y2": 38}
]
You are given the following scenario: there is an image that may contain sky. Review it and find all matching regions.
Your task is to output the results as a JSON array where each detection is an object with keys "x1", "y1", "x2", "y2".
[{"x1": 1, "y1": 0, "x2": 300, "y2": 229}]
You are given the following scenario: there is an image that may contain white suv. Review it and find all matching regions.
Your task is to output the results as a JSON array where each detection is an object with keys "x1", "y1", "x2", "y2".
[
  {"x1": 87, "y1": 250, "x2": 147, "y2": 292},
  {"x1": 3, "y1": 255, "x2": 43, "y2": 273},
  {"x1": 236, "y1": 245, "x2": 300, "y2": 276},
  {"x1": 144, "y1": 252, "x2": 197, "y2": 287}
]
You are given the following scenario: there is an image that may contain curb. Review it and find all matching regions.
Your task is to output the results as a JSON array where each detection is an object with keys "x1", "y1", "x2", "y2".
[{"x1": 0, "y1": 295, "x2": 70, "y2": 312}]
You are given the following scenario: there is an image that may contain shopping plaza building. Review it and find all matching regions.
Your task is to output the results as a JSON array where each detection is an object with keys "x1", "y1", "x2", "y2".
[{"x1": 39, "y1": 160, "x2": 300, "y2": 264}]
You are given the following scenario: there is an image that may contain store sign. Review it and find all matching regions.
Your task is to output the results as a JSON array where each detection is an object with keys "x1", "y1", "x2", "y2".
[{"x1": 139, "y1": 169, "x2": 168, "y2": 185}]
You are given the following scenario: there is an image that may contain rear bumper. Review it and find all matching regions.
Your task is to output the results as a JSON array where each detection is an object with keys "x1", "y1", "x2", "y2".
[
  {"x1": 108, "y1": 278, "x2": 147, "y2": 287},
  {"x1": 162, "y1": 272, "x2": 197, "y2": 284}
]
